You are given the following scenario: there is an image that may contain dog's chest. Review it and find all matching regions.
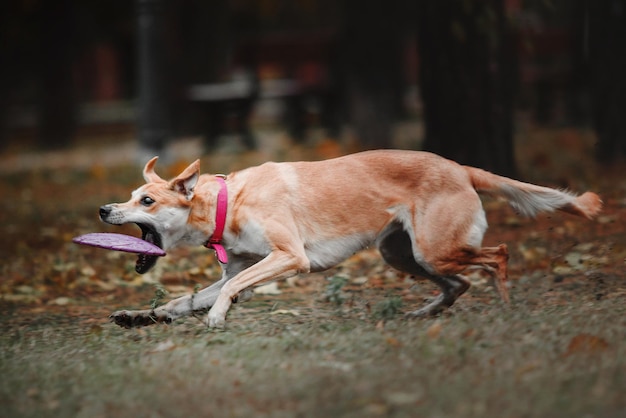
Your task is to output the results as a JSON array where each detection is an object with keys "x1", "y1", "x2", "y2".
[
  {"x1": 305, "y1": 233, "x2": 374, "y2": 272},
  {"x1": 227, "y1": 220, "x2": 273, "y2": 257}
]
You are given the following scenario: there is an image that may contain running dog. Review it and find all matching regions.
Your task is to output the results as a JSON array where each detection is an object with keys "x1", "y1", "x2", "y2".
[{"x1": 101, "y1": 150, "x2": 602, "y2": 328}]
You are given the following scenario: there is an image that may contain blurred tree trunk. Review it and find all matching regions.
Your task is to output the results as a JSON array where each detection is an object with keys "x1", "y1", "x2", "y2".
[
  {"x1": 566, "y1": 0, "x2": 591, "y2": 126},
  {"x1": 587, "y1": 0, "x2": 626, "y2": 162},
  {"x1": 417, "y1": 0, "x2": 518, "y2": 176},
  {"x1": 169, "y1": 0, "x2": 231, "y2": 136},
  {"x1": 38, "y1": 0, "x2": 77, "y2": 149},
  {"x1": 338, "y1": 0, "x2": 405, "y2": 149},
  {"x1": 137, "y1": 0, "x2": 170, "y2": 157}
]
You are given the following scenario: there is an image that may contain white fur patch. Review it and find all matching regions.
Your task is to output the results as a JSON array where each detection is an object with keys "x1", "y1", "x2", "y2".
[
  {"x1": 228, "y1": 220, "x2": 272, "y2": 257},
  {"x1": 466, "y1": 208, "x2": 487, "y2": 248},
  {"x1": 500, "y1": 184, "x2": 576, "y2": 217},
  {"x1": 305, "y1": 233, "x2": 374, "y2": 271}
]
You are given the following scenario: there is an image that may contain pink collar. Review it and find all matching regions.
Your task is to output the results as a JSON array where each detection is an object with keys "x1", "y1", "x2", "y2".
[{"x1": 205, "y1": 176, "x2": 228, "y2": 264}]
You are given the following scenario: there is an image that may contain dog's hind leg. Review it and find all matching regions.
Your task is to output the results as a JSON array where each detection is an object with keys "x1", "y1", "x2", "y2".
[
  {"x1": 430, "y1": 244, "x2": 509, "y2": 303},
  {"x1": 408, "y1": 190, "x2": 510, "y2": 307},
  {"x1": 404, "y1": 275, "x2": 470, "y2": 317},
  {"x1": 378, "y1": 223, "x2": 470, "y2": 317}
]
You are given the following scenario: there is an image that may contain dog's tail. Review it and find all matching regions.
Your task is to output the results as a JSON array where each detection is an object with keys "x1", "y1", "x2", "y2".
[{"x1": 464, "y1": 166, "x2": 602, "y2": 219}]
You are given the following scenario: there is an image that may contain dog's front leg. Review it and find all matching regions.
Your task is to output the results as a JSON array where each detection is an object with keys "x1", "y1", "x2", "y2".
[
  {"x1": 110, "y1": 255, "x2": 261, "y2": 328},
  {"x1": 207, "y1": 250, "x2": 309, "y2": 328},
  {"x1": 110, "y1": 276, "x2": 229, "y2": 328}
]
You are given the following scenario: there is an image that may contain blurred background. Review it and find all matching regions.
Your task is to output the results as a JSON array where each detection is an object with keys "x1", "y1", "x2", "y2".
[
  {"x1": 1, "y1": 0, "x2": 625, "y2": 177},
  {"x1": 3, "y1": 4, "x2": 626, "y2": 416}
]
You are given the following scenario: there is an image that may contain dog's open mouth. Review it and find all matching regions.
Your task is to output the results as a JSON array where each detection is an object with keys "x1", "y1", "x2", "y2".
[{"x1": 136, "y1": 223, "x2": 162, "y2": 274}]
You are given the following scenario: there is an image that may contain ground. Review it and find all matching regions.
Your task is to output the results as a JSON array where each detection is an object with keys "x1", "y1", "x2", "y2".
[{"x1": 0, "y1": 127, "x2": 625, "y2": 417}]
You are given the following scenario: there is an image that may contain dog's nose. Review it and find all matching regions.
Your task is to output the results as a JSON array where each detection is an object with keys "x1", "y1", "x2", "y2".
[{"x1": 99, "y1": 205, "x2": 112, "y2": 219}]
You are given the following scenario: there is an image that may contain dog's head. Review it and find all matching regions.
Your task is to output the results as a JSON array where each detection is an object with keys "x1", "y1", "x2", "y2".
[{"x1": 100, "y1": 157, "x2": 205, "y2": 274}]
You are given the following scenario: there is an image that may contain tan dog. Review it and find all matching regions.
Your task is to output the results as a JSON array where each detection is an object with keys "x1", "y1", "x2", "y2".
[{"x1": 101, "y1": 150, "x2": 601, "y2": 328}]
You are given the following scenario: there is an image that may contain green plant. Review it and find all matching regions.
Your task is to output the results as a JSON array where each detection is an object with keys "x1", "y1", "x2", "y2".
[
  {"x1": 149, "y1": 284, "x2": 168, "y2": 309},
  {"x1": 324, "y1": 275, "x2": 348, "y2": 307},
  {"x1": 373, "y1": 296, "x2": 403, "y2": 320}
]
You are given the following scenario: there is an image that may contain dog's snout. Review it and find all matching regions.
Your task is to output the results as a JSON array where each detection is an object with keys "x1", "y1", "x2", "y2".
[{"x1": 99, "y1": 205, "x2": 112, "y2": 219}]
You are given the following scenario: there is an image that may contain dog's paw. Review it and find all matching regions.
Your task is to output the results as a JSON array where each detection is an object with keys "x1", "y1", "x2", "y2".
[
  {"x1": 404, "y1": 309, "x2": 438, "y2": 319},
  {"x1": 207, "y1": 315, "x2": 226, "y2": 329},
  {"x1": 404, "y1": 304, "x2": 445, "y2": 319},
  {"x1": 207, "y1": 296, "x2": 232, "y2": 329},
  {"x1": 206, "y1": 312, "x2": 227, "y2": 329},
  {"x1": 404, "y1": 294, "x2": 450, "y2": 319},
  {"x1": 109, "y1": 309, "x2": 171, "y2": 328}
]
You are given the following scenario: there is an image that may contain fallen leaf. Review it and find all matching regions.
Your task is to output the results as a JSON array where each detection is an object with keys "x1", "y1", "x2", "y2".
[
  {"x1": 80, "y1": 266, "x2": 96, "y2": 276},
  {"x1": 188, "y1": 267, "x2": 202, "y2": 275},
  {"x1": 149, "y1": 339, "x2": 177, "y2": 353},
  {"x1": 462, "y1": 328, "x2": 477, "y2": 339},
  {"x1": 254, "y1": 282, "x2": 281, "y2": 295},
  {"x1": 564, "y1": 252, "x2": 584, "y2": 270},
  {"x1": 385, "y1": 336, "x2": 401, "y2": 347},
  {"x1": 91, "y1": 279, "x2": 117, "y2": 291},
  {"x1": 553, "y1": 265, "x2": 574, "y2": 275},
  {"x1": 285, "y1": 276, "x2": 299, "y2": 287},
  {"x1": 518, "y1": 245, "x2": 547, "y2": 264},
  {"x1": 572, "y1": 242, "x2": 594, "y2": 252},
  {"x1": 426, "y1": 321, "x2": 442, "y2": 339},
  {"x1": 351, "y1": 276, "x2": 369, "y2": 285},
  {"x1": 564, "y1": 334, "x2": 609, "y2": 357},
  {"x1": 270, "y1": 309, "x2": 300, "y2": 316},
  {"x1": 504, "y1": 216, "x2": 523, "y2": 227},
  {"x1": 48, "y1": 297, "x2": 72, "y2": 306},
  {"x1": 16, "y1": 285, "x2": 37, "y2": 294},
  {"x1": 597, "y1": 215, "x2": 617, "y2": 224}
]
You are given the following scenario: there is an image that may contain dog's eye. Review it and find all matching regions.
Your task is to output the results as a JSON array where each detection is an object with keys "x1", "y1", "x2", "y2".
[{"x1": 140, "y1": 196, "x2": 155, "y2": 206}]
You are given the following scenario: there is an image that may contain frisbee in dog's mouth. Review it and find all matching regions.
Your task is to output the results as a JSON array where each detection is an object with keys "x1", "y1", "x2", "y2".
[
  {"x1": 136, "y1": 223, "x2": 163, "y2": 274},
  {"x1": 72, "y1": 231, "x2": 165, "y2": 274}
]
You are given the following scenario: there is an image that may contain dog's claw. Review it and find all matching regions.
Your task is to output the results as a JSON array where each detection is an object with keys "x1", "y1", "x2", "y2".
[
  {"x1": 404, "y1": 307, "x2": 444, "y2": 319},
  {"x1": 404, "y1": 295, "x2": 448, "y2": 319},
  {"x1": 109, "y1": 310, "x2": 171, "y2": 328}
]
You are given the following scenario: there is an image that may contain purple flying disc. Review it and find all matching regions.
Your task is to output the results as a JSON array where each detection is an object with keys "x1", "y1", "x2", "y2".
[{"x1": 73, "y1": 233, "x2": 166, "y2": 256}]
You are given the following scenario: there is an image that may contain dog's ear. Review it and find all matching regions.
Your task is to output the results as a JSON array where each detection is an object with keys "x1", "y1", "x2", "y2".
[
  {"x1": 143, "y1": 156, "x2": 165, "y2": 183},
  {"x1": 170, "y1": 159, "x2": 200, "y2": 200}
]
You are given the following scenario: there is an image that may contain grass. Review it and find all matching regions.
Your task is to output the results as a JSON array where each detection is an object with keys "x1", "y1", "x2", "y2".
[
  {"x1": 1, "y1": 291, "x2": 625, "y2": 418},
  {"x1": 323, "y1": 275, "x2": 349, "y2": 307},
  {"x1": 373, "y1": 296, "x2": 403, "y2": 321},
  {"x1": 1, "y1": 127, "x2": 625, "y2": 417}
]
